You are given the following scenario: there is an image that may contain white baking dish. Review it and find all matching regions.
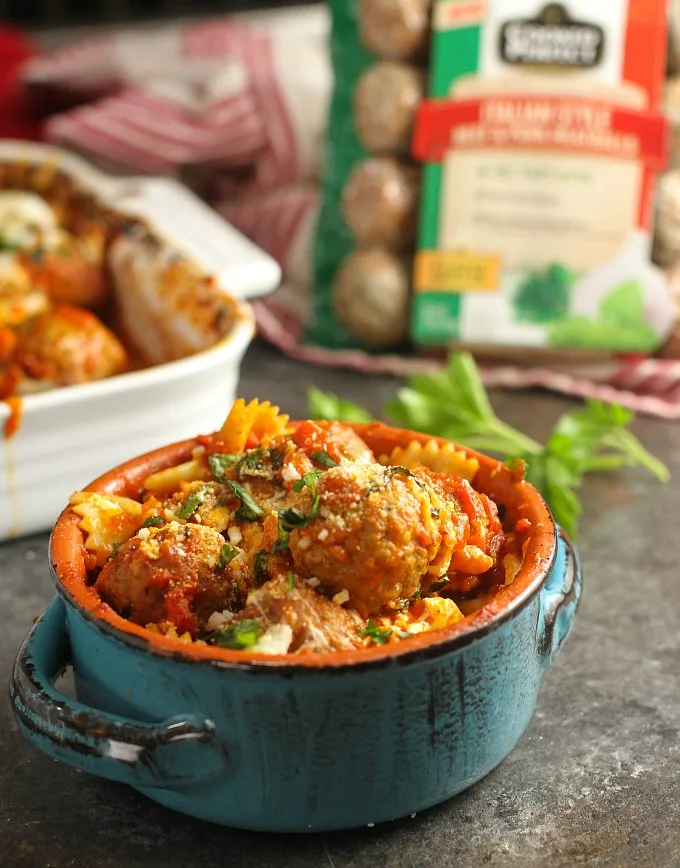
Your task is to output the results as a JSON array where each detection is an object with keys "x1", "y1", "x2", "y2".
[{"x1": 0, "y1": 142, "x2": 281, "y2": 540}]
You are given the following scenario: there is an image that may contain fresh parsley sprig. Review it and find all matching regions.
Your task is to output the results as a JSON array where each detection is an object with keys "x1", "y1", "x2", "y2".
[{"x1": 307, "y1": 352, "x2": 669, "y2": 537}]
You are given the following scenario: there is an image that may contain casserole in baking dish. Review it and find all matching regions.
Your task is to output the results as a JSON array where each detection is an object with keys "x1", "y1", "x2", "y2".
[{"x1": 0, "y1": 142, "x2": 281, "y2": 540}]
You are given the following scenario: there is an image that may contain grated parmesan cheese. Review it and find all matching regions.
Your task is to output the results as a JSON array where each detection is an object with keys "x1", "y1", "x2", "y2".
[
  {"x1": 317, "y1": 528, "x2": 329, "y2": 541},
  {"x1": 333, "y1": 589, "x2": 350, "y2": 605},
  {"x1": 281, "y1": 462, "x2": 301, "y2": 483},
  {"x1": 297, "y1": 536, "x2": 311, "y2": 550},
  {"x1": 228, "y1": 526, "x2": 242, "y2": 545},
  {"x1": 206, "y1": 610, "x2": 235, "y2": 631},
  {"x1": 306, "y1": 577, "x2": 321, "y2": 588},
  {"x1": 250, "y1": 624, "x2": 294, "y2": 655}
]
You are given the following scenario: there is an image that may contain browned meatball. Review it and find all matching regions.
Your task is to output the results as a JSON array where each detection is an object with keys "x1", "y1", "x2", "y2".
[
  {"x1": 342, "y1": 157, "x2": 421, "y2": 249},
  {"x1": 288, "y1": 463, "x2": 467, "y2": 615},
  {"x1": 95, "y1": 521, "x2": 247, "y2": 636},
  {"x1": 355, "y1": 62, "x2": 426, "y2": 154},
  {"x1": 15, "y1": 305, "x2": 128, "y2": 385},
  {"x1": 21, "y1": 238, "x2": 110, "y2": 309},
  {"x1": 333, "y1": 248, "x2": 411, "y2": 347},
  {"x1": 239, "y1": 574, "x2": 364, "y2": 653},
  {"x1": 292, "y1": 420, "x2": 375, "y2": 465},
  {"x1": 358, "y1": 0, "x2": 431, "y2": 62}
]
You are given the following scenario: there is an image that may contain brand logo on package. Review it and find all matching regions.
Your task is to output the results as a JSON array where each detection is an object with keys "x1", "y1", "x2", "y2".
[{"x1": 500, "y1": 3, "x2": 604, "y2": 68}]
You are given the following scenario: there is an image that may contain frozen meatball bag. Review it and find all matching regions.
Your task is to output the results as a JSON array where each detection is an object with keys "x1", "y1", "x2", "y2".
[{"x1": 309, "y1": 0, "x2": 431, "y2": 351}]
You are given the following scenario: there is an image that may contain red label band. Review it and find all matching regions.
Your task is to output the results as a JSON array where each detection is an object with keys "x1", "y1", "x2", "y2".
[{"x1": 413, "y1": 96, "x2": 669, "y2": 172}]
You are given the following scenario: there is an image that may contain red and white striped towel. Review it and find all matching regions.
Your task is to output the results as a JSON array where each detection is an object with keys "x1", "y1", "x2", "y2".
[
  {"x1": 215, "y1": 185, "x2": 319, "y2": 288},
  {"x1": 23, "y1": 19, "x2": 330, "y2": 190}
]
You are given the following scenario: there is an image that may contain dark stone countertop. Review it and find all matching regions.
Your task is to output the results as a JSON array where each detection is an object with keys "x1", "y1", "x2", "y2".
[{"x1": 1, "y1": 341, "x2": 679, "y2": 868}]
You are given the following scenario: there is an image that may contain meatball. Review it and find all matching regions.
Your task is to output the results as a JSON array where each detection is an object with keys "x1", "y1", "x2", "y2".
[
  {"x1": 292, "y1": 420, "x2": 374, "y2": 465},
  {"x1": 333, "y1": 248, "x2": 411, "y2": 347},
  {"x1": 355, "y1": 62, "x2": 426, "y2": 154},
  {"x1": 239, "y1": 574, "x2": 364, "y2": 653},
  {"x1": 342, "y1": 157, "x2": 421, "y2": 249},
  {"x1": 22, "y1": 237, "x2": 110, "y2": 309},
  {"x1": 358, "y1": 0, "x2": 431, "y2": 62},
  {"x1": 15, "y1": 305, "x2": 128, "y2": 385},
  {"x1": 95, "y1": 521, "x2": 247, "y2": 636},
  {"x1": 288, "y1": 463, "x2": 466, "y2": 615}
]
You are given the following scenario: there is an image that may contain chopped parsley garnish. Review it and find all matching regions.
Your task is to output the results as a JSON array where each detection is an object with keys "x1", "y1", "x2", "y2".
[
  {"x1": 386, "y1": 465, "x2": 413, "y2": 478},
  {"x1": 0, "y1": 234, "x2": 20, "y2": 252},
  {"x1": 287, "y1": 571, "x2": 295, "y2": 591},
  {"x1": 108, "y1": 541, "x2": 122, "y2": 561},
  {"x1": 272, "y1": 515, "x2": 290, "y2": 553},
  {"x1": 413, "y1": 586, "x2": 422, "y2": 599},
  {"x1": 226, "y1": 480, "x2": 264, "y2": 521},
  {"x1": 208, "y1": 453, "x2": 241, "y2": 483},
  {"x1": 429, "y1": 578, "x2": 450, "y2": 593},
  {"x1": 175, "y1": 484, "x2": 210, "y2": 520},
  {"x1": 311, "y1": 449, "x2": 338, "y2": 468},
  {"x1": 236, "y1": 448, "x2": 274, "y2": 480},
  {"x1": 218, "y1": 544, "x2": 239, "y2": 568},
  {"x1": 211, "y1": 619, "x2": 264, "y2": 650},
  {"x1": 143, "y1": 516, "x2": 164, "y2": 528},
  {"x1": 254, "y1": 549, "x2": 269, "y2": 586},
  {"x1": 280, "y1": 471, "x2": 322, "y2": 531},
  {"x1": 292, "y1": 470, "x2": 323, "y2": 492},
  {"x1": 278, "y1": 508, "x2": 309, "y2": 531},
  {"x1": 358, "y1": 620, "x2": 392, "y2": 646}
]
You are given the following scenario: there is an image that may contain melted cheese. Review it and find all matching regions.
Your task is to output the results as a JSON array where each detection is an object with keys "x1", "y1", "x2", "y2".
[{"x1": 0, "y1": 191, "x2": 60, "y2": 248}]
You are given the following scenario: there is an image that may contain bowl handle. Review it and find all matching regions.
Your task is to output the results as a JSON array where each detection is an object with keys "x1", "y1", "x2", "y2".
[
  {"x1": 9, "y1": 596, "x2": 225, "y2": 789},
  {"x1": 538, "y1": 528, "x2": 583, "y2": 669}
]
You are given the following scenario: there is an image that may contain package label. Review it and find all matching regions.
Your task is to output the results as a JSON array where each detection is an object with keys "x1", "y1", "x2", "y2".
[{"x1": 413, "y1": 0, "x2": 673, "y2": 353}]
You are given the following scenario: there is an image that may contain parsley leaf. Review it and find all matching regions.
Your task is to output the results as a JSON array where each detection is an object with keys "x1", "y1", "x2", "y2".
[
  {"x1": 307, "y1": 387, "x2": 374, "y2": 423},
  {"x1": 292, "y1": 470, "x2": 323, "y2": 493},
  {"x1": 287, "y1": 571, "x2": 295, "y2": 591},
  {"x1": 209, "y1": 453, "x2": 241, "y2": 483},
  {"x1": 226, "y1": 480, "x2": 264, "y2": 522},
  {"x1": 175, "y1": 484, "x2": 210, "y2": 520},
  {"x1": 281, "y1": 471, "x2": 322, "y2": 531},
  {"x1": 0, "y1": 234, "x2": 21, "y2": 252},
  {"x1": 143, "y1": 516, "x2": 164, "y2": 528},
  {"x1": 211, "y1": 619, "x2": 264, "y2": 650},
  {"x1": 272, "y1": 515, "x2": 291, "y2": 552},
  {"x1": 308, "y1": 351, "x2": 669, "y2": 537},
  {"x1": 236, "y1": 449, "x2": 275, "y2": 480},
  {"x1": 358, "y1": 620, "x2": 392, "y2": 646},
  {"x1": 218, "y1": 544, "x2": 239, "y2": 568},
  {"x1": 254, "y1": 549, "x2": 269, "y2": 586},
  {"x1": 311, "y1": 449, "x2": 338, "y2": 468}
]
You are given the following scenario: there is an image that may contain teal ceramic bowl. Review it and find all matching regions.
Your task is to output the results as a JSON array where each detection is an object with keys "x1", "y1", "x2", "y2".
[{"x1": 9, "y1": 425, "x2": 581, "y2": 832}]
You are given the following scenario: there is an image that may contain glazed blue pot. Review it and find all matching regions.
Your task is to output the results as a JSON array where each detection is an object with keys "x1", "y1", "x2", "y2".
[
  {"x1": 9, "y1": 428, "x2": 582, "y2": 832},
  {"x1": 10, "y1": 530, "x2": 580, "y2": 833}
]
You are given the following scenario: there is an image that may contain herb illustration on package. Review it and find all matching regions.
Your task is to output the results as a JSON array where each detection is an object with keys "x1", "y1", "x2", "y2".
[{"x1": 412, "y1": 0, "x2": 672, "y2": 354}]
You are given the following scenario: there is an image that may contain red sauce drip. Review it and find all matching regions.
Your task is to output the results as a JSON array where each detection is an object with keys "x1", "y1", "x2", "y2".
[{"x1": 3, "y1": 396, "x2": 23, "y2": 438}]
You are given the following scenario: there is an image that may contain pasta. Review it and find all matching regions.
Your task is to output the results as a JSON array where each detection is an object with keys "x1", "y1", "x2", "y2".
[
  {"x1": 212, "y1": 398, "x2": 291, "y2": 455},
  {"x1": 70, "y1": 401, "x2": 528, "y2": 654},
  {"x1": 69, "y1": 491, "x2": 143, "y2": 566},
  {"x1": 379, "y1": 439, "x2": 479, "y2": 482}
]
